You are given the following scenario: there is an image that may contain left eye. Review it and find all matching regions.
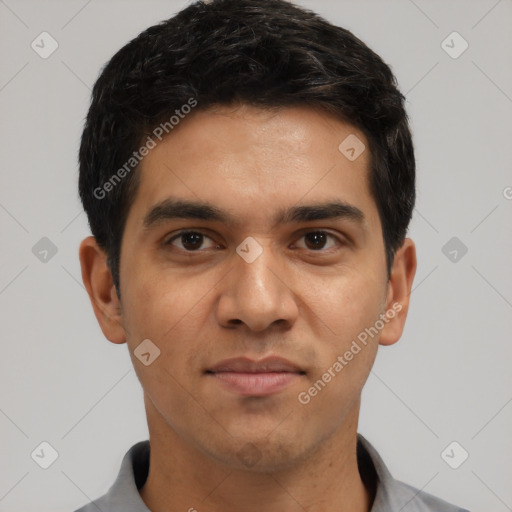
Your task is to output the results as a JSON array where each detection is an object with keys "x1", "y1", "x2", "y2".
[
  {"x1": 166, "y1": 230, "x2": 340, "y2": 252},
  {"x1": 293, "y1": 231, "x2": 340, "y2": 251}
]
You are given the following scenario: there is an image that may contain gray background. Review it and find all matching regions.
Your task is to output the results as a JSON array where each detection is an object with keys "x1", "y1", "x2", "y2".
[{"x1": 1, "y1": 0, "x2": 511, "y2": 511}]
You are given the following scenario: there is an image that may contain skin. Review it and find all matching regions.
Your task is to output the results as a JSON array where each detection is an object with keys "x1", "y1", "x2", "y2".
[{"x1": 79, "y1": 104, "x2": 416, "y2": 512}]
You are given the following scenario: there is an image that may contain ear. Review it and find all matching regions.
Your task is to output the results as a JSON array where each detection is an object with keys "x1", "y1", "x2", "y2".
[
  {"x1": 79, "y1": 236, "x2": 126, "y2": 344},
  {"x1": 379, "y1": 238, "x2": 417, "y2": 347}
]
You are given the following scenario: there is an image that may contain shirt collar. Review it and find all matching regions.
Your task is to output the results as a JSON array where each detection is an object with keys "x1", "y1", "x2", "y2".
[{"x1": 92, "y1": 434, "x2": 464, "y2": 512}]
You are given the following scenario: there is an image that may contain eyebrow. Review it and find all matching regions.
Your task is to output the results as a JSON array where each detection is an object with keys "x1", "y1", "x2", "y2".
[{"x1": 143, "y1": 197, "x2": 365, "y2": 230}]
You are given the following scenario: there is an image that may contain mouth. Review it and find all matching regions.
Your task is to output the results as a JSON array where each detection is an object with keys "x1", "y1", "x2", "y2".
[{"x1": 205, "y1": 356, "x2": 306, "y2": 397}]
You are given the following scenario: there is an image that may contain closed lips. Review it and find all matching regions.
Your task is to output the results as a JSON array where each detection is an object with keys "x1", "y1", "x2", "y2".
[{"x1": 206, "y1": 357, "x2": 306, "y2": 374}]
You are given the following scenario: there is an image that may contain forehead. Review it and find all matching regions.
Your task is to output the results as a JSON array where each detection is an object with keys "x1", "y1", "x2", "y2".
[{"x1": 128, "y1": 104, "x2": 377, "y2": 230}]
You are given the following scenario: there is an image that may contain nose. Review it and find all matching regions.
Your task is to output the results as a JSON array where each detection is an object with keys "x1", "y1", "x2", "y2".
[{"x1": 216, "y1": 243, "x2": 299, "y2": 333}]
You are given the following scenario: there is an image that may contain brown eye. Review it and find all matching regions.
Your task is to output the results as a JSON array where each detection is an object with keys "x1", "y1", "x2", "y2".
[
  {"x1": 167, "y1": 231, "x2": 216, "y2": 251},
  {"x1": 296, "y1": 231, "x2": 340, "y2": 251},
  {"x1": 304, "y1": 232, "x2": 327, "y2": 250}
]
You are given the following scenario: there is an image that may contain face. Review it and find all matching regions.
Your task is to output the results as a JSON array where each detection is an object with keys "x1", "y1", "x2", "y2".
[{"x1": 86, "y1": 104, "x2": 414, "y2": 472}]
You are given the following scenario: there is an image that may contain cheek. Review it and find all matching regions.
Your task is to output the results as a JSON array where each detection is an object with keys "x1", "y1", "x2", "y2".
[
  {"x1": 309, "y1": 267, "x2": 386, "y2": 340},
  {"x1": 119, "y1": 292, "x2": 180, "y2": 403},
  {"x1": 123, "y1": 285, "x2": 206, "y2": 428},
  {"x1": 122, "y1": 262, "x2": 200, "y2": 338},
  {"x1": 300, "y1": 269, "x2": 384, "y2": 398}
]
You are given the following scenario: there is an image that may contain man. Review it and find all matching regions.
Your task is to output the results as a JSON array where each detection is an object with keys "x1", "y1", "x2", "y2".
[{"x1": 76, "y1": 0, "x2": 468, "y2": 510}]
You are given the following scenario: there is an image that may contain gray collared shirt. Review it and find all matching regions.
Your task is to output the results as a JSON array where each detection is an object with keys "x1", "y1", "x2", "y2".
[{"x1": 74, "y1": 434, "x2": 469, "y2": 512}]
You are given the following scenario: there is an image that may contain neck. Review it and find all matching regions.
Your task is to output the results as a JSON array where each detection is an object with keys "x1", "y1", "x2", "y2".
[{"x1": 140, "y1": 399, "x2": 372, "y2": 512}]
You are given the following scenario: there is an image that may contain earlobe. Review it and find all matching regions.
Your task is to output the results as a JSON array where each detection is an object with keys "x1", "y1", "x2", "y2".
[
  {"x1": 379, "y1": 238, "x2": 417, "y2": 347},
  {"x1": 79, "y1": 236, "x2": 126, "y2": 344}
]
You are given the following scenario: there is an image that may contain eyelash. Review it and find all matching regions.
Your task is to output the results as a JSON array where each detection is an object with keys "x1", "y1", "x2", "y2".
[{"x1": 165, "y1": 230, "x2": 344, "y2": 253}]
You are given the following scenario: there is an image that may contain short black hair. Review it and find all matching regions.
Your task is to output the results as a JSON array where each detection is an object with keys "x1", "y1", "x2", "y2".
[{"x1": 79, "y1": 0, "x2": 415, "y2": 296}]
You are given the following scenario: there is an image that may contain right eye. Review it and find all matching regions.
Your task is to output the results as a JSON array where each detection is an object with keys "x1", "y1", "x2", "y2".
[{"x1": 165, "y1": 230, "x2": 220, "y2": 252}]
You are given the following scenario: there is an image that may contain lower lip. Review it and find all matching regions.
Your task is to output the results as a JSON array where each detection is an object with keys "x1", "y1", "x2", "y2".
[{"x1": 210, "y1": 372, "x2": 301, "y2": 396}]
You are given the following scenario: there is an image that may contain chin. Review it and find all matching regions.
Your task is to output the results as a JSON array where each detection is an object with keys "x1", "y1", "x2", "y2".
[{"x1": 203, "y1": 428, "x2": 320, "y2": 474}]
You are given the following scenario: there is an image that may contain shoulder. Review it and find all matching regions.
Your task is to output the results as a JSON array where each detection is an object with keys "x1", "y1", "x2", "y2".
[
  {"x1": 72, "y1": 441, "x2": 150, "y2": 512},
  {"x1": 357, "y1": 434, "x2": 470, "y2": 512},
  {"x1": 388, "y1": 478, "x2": 470, "y2": 512},
  {"x1": 73, "y1": 496, "x2": 109, "y2": 512}
]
